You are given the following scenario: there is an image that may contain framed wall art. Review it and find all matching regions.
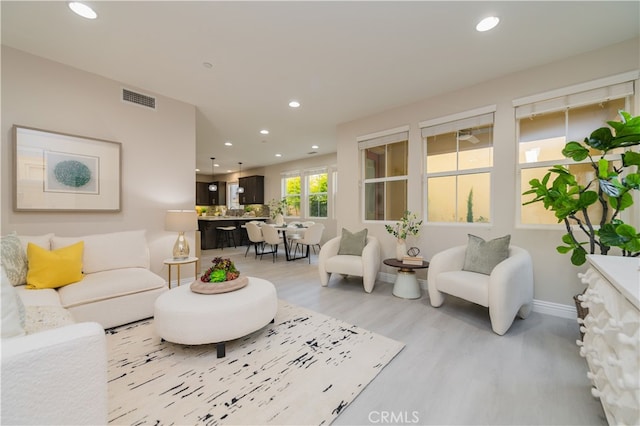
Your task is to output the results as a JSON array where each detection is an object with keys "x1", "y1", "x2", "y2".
[{"x1": 13, "y1": 125, "x2": 122, "y2": 212}]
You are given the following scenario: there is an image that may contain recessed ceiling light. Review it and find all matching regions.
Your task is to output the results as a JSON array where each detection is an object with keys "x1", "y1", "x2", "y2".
[
  {"x1": 224, "y1": 141, "x2": 232, "y2": 146},
  {"x1": 195, "y1": 168, "x2": 200, "y2": 172},
  {"x1": 289, "y1": 100, "x2": 301, "y2": 108},
  {"x1": 476, "y1": 16, "x2": 499, "y2": 32},
  {"x1": 68, "y1": 2, "x2": 97, "y2": 19},
  {"x1": 311, "y1": 145, "x2": 319, "y2": 149},
  {"x1": 275, "y1": 153, "x2": 282, "y2": 157},
  {"x1": 203, "y1": 62, "x2": 213, "y2": 69},
  {"x1": 260, "y1": 129, "x2": 269, "y2": 135}
]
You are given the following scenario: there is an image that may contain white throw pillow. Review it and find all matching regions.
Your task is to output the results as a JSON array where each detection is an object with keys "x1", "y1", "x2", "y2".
[
  {"x1": 1, "y1": 266, "x2": 26, "y2": 338},
  {"x1": 52, "y1": 230, "x2": 149, "y2": 274},
  {"x1": 17, "y1": 233, "x2": 54, "y2": 253}
]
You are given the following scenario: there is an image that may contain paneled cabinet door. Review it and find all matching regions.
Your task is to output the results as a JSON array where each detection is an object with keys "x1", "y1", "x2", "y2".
[
  {"x1": 196, "y1": 182, "x2": 211, "y2": 205},
  {"x1": 239, "y1": 175, "x2": 264, "y2": 205},
  {"x1": 210, "y1": 181, "x2": 227, "y2": 206}
]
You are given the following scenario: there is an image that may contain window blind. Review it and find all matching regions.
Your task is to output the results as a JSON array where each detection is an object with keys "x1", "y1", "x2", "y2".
[
  {"x1": 281, "y1": 170, "x2": 300, "y2": 179},
  {"x1": 514, "y1": 81, "x2": 635, "y2": 119},
  {"x1": 420, "y1": 112, "x2": 495, "y2": 138},
  {"x1": 357, "y1": 125, "x2": 410, "y2": 150},
  {"x1": 304, "y1": 167, "x2": 327, "y2": 176}
]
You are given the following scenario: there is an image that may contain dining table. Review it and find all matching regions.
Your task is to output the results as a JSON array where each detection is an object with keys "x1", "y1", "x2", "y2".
[{"x1": 270, "y1": 224, "x2": 308, "y2": 261}]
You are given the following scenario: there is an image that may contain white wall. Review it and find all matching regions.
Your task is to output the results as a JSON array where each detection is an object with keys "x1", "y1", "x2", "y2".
[
  {"x1": 1, "y1": 47, "x2": 197, "y2": 277},
  {"x1": 336, "y1": 37, "x2": 640, "y2": 306}
]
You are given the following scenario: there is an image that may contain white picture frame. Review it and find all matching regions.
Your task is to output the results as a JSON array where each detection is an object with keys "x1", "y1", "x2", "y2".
[{"x1": 13, "y1": 125, "x2": 122, "y2": 212}]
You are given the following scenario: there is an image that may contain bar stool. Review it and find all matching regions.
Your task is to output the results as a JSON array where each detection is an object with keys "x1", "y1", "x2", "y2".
[{"x1": 216, "y1": 226, "x2": 236, "y2": 249}]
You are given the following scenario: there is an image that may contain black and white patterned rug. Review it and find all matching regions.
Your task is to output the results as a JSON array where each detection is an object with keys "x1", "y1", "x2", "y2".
[{"x1": 107, "y1": 300, "x2": 404, "y2": 425}]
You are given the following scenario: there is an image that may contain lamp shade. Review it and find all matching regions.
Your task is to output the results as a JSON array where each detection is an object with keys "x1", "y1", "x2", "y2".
[{"x1": 165, "y1": 210, "x2": 198, "y2": 232}]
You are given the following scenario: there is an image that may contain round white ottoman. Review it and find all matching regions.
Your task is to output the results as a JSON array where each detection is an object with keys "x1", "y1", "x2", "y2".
[{"x1": 154, "y1": 276, "x2": 277, "y2": 357}]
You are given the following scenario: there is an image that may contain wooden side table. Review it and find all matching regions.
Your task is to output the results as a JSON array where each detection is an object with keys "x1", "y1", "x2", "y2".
[
  {"x1": 383, "y1": 258, "x2": 429, "y2": 299},
  {"x1": 163, "y1": 257, "x2": 199, "y2": 288}
]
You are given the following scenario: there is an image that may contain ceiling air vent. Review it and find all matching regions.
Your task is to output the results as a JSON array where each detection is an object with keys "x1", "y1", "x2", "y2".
[{"x1": 122, "y1": 88, "x2": 156, "y2": 110}]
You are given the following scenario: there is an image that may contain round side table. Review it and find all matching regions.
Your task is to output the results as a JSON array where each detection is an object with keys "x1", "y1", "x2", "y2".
[
  {"x1": 163, "y1": 257, "x2": 199, "y2": 288},
  {"x1": 383, "y1": 258, "x2": 429, "y2": 299}
]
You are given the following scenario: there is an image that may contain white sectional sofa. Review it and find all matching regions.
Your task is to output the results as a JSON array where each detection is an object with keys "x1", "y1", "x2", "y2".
[
  {"x1": 13, "y1": 229, "x2": 167, "y2": 329},
  {"x1": 1, "y1": 229, "x2": 167, "y2": 425}
]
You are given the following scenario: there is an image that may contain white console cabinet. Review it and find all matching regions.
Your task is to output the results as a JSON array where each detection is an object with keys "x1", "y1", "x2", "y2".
[{"x1": 577, "y1": 255, "x2": 639, "y2": 425}]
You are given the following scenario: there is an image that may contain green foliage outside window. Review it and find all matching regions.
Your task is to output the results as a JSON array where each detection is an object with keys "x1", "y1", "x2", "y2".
[
  {"x1": 308, "y1": 173, "x2": 328, "y2": 217},
  {"x1": 285, "y1": 176, "x2": 301, "y2": 216}
]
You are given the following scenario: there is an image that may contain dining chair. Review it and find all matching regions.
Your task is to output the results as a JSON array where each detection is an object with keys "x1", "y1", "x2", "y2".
[
  {"x1": 244, "y1": 222, "x2": 265, "y2": 258},
  {"x1": 293, "y1": 223, "x2": 325, "y2": 263},
  {"x1": 260, "y1": 225, "x2": 283, "y2": 262}
]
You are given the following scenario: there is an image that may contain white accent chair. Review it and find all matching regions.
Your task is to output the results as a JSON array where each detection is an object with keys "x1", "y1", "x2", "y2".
[
  {"x1": 427, "y1": 245, "x2": 534, "y2": 335},
  {"x1": 318, "y1": 236, "x2": 381, "y2": 293}
]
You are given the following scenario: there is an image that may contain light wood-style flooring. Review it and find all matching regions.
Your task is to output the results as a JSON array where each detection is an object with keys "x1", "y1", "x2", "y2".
[{"x1": 199, "y1": 245, "x2": 606, "y2": 425}]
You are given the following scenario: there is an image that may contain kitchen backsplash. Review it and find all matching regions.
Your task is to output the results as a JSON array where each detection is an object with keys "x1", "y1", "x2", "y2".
[{"x1": 196, "y1": 204, "x2": 269, "y2": 218}]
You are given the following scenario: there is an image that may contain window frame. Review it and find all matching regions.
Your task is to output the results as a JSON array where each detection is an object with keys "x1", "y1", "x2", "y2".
[
  {"x1": 419, "y1": 106, "x2": 496, "y2": 225},
  {"x1": 514, "y1": 74, "x2": 636, "y2": 229},
  {"x1": 281, "y1": 171, "x2": 301, "y2": 218},
  {"x1": 358, "y1": 126, "x2": 410, "y2": 223},
  {"x1": 305, "y1": 167, "x2": 329, "y2": 219}
]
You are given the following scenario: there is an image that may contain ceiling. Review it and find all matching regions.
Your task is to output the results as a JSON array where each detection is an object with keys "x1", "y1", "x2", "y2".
[{"x1": 2, "y1": 1, "x2": 639, "y2": 175}]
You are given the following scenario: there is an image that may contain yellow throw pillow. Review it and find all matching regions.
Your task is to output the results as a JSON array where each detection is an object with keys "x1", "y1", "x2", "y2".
[{"x1": 26, "y1": 241, "x2": 84, "y2": 289}]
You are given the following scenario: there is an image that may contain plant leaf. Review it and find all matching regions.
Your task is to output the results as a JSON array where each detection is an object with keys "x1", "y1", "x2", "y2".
[
  {"x1": 597, "y1": 159, "x2": 609, "y2": 179},
  {"x1": 610, "y1": 192, "x2": 633, "y2": 211},
  {"x1": 587, "y1": 127, "x2": 614, "y2": 151},
  {"x1": 623, "y1": 173, "x2": 640, "y2": 190},
  {"x1": 600, "y1": 179, "x2": 622, "y2": 198},
  {"x1": 623, "y1": 151, "x2": 640, "y2": 167},
  {"x1": 578, "y1": 190, "x2": 598, "y2": 209},
  {"x1": 562, "y1": 141, "x2": 589, "y2": 161},
  {"x1": 570, "y1": 247, "x2": 587, "y2": 266}
]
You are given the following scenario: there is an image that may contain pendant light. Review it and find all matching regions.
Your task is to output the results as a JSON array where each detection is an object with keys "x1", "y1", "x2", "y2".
[
  {"x1": 208, "y1": 157, "x2": 217, "y2": 192},
  {"x1": 237, "y1": 162, "x2": 244, "y2": 193}
]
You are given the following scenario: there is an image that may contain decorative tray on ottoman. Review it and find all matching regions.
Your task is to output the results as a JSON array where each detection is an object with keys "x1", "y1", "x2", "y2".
[
  {"x1": 190, "y1": 276, "x2": 248, "y2": 294},
  {"x1": 191, "y1": 257, "x2": 247, "y2": 294}
]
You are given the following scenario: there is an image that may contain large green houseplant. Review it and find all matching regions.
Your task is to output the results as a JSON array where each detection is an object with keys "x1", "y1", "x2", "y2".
[{"x1": 523, "y1": 111, "x2": 640, "y2": 266}]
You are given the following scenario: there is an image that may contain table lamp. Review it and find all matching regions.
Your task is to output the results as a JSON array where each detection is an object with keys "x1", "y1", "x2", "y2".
[{"x1": 165, "y1": 210, "x2": 198, "y2": 259}]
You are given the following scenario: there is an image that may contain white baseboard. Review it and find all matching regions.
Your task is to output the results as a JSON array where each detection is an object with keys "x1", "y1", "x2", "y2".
[
  {"x1": 378, "y1": 272, "x2": 577, "y2": 319},
  {"x1": 532, "y1": 299, "x2": 577, "y2": 319}
]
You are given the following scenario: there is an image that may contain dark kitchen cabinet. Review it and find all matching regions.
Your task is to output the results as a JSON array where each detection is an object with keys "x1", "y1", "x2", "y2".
[
  {"x1": 210, "y1": 181, "x2": 226, "y2": 205},
  {"x1": 238, "y1": 175, "x2": 264, "y2": 205},
  {"x1": 196, "y1": 182, "x2": 210, "y2": 205},
  {"x1": 196, "y1": 181, "x2": 226, "y2": 205}
]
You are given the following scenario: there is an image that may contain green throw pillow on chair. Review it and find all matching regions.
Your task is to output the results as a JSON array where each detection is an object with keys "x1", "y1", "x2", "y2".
[
  {"x1": 337, "y1": 228, "x2": 368, "y2": 256},
  {"x1": 462, "y1": 234, "x2": 510, "y2": 275}
]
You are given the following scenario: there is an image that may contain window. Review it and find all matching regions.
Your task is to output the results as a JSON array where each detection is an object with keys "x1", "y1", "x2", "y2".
[
  {"x1": 516, "y1": 77, "x2": 634, "y2": 225},
  {"x1": 420, "y1": 109, "x2": 495, "y2": 223},
  {"x1": 306, "y1": 168, "x2": 328, "y2": 218},
  {"x1": 282, "y1": 172, "x2": 301, "y2": 217},
  {"x1": 358, "y1": 128, "x2": 409, "y2": 221},
  {"x1": 228, "y1": 182, "x2": 240, "y2": 209}
]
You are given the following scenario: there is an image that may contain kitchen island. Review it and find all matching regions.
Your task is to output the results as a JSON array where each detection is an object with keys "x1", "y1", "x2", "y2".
[{"x1": 198, "y1": 217, "x2": 268, "y2": 250}]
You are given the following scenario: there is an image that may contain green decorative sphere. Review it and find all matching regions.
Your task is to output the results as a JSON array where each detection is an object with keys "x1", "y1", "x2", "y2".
[{"x1": 53, "y1": 160, "x2": 92, "y2": 188}]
